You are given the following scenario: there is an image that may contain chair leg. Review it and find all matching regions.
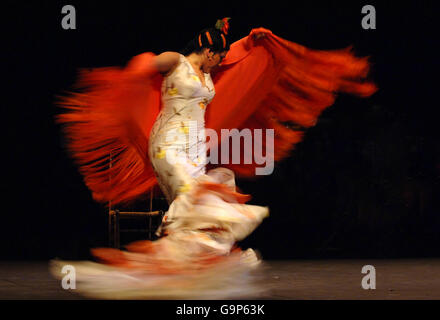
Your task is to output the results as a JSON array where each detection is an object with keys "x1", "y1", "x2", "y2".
[
  {"x1": 115, "y1": 210, "x2": 120, "y2": 249},
  {"x1": 148, "y1": 186, "x2": 154, "y2": 240},
  {"x1": 108, "y1": 212, "x2": 113, "y2": 247},
  {"x1": 148, "y1": 215, "x2": 152, "y2": 240}
]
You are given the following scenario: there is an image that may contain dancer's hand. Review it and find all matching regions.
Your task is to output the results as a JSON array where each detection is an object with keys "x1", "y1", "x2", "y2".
[{"x1": 253, "y1": 32, "x2": 266, "y2": 40}]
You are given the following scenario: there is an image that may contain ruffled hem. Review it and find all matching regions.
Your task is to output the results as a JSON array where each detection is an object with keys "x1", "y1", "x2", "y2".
[
  {"x1": 50, "y1": 168, "x2": 269, "y2": 299},
  {"x1": 50, "y1": 248, "x2": 266, "y2": 299}
]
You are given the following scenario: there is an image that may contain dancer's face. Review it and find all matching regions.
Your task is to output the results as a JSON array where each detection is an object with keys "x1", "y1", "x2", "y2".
[{"x1": 202, "y1": 49, "x2": 227, "y2": 73}]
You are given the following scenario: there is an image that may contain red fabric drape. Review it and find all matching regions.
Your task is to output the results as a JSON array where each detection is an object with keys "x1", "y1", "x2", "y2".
[
  {"x1": 206, "y1": 28, "x2": 377, "y2": 175},
  {"x1": 56, "y1": 28, "x2": 377, "y2": 206},
  {"x1": 56, "y1": 53, "x2": 163, "y2": 205}
]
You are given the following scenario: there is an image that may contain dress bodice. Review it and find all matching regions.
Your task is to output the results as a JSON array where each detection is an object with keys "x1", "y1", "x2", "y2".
[{"x1": 159, "y1": 53, "x2": 215, "y2": 124}]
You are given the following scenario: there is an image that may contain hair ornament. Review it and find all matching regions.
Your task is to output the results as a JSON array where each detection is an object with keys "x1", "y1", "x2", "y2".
[
  {"x1": 220, "y1": 34, "x2": 226, "y2": 48},
  {"x1": 205, "y1": 31, "x2": 213, "y2": 45},
  {"x1": 215, "y1": 17, "x2": 231, "y2": 35}
]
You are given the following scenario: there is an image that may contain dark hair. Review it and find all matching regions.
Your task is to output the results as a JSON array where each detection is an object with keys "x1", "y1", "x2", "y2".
[{"x1": 180, "y1": 27, "x2": 230, "y2": 55}]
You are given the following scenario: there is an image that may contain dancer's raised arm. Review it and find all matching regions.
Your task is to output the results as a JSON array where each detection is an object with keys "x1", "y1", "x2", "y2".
[
  {"x1": 124, "y1": 51, "x2": 180, "y2": 78},
  {"x1": 154, "y1": 51, "x2": 180, "y2": 75}
]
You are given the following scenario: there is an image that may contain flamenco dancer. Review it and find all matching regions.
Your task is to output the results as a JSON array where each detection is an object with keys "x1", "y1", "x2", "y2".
[{"x1": 52, "y1": 18, "x2": 376, "y2": 298}]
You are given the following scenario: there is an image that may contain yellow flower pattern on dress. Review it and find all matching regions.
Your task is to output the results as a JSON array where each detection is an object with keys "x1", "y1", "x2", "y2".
[
  {"x1": 191, "y1": 75, "x2": 200, "y2": 82},
  {"x1": 168, "y1": 83, "x2": 178, "y2": 96},
  {"x1": 178, "y1": 121, "x2": 189, "y2": 134},
  {"x1": 177, "y1": 183, "x2": 191, "y2": 193},
  {"x1": 198, "y1": 102, "x2": 206, "y2": 110},
  {"x1": 155, "y1": 147, "x2": 166, "y2": 159},
  {"x1": 168, "y1": 87, "x2": 178, "y2": 96}
]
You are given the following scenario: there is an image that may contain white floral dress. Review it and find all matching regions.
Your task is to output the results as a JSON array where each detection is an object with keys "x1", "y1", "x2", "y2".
[{"x1": 148, "y1": 54, "x2": 269, "y2": 251}]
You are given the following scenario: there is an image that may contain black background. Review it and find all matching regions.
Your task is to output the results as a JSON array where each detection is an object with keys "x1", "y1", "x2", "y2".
[{"x1": 2, "y1": 1, "x2": 438, "y2": 261}]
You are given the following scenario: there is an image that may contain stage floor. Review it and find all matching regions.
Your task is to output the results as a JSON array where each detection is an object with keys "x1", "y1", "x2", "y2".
[{"x1": 1, "y1": 259, "x2": 439, "y2": 299}]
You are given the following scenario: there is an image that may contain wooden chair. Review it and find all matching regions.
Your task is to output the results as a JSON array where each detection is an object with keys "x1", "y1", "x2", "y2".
[{"x1": 108, "y1": 153, "x2": 165, "y2": 248}]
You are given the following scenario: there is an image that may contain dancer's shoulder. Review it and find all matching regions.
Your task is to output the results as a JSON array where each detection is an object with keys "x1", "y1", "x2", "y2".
[{"x1": 155, "y1": 51, "x2": 181, "y2": 76}]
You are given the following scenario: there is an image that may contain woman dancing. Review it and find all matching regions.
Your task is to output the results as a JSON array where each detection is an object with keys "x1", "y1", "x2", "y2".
[{"x1": 52, "y1": 18, "x2": 376, "y2": 298}]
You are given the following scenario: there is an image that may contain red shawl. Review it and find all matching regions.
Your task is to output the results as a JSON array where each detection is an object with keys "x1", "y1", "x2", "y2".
[{"x1": 56, "y1": 28, "x2": 377, "y2": 206}]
